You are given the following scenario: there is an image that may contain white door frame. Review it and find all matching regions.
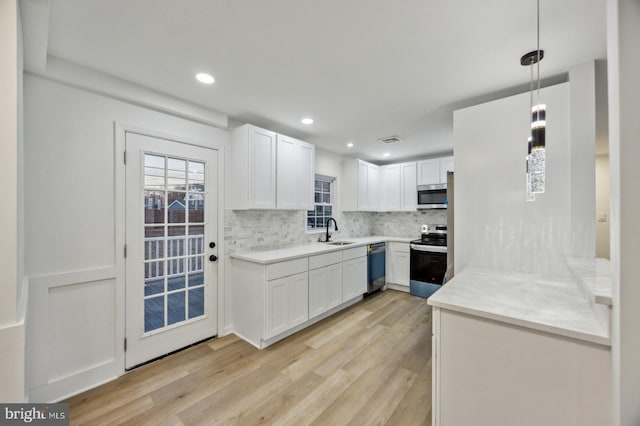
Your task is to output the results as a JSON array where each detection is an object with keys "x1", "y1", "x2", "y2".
[{"x1": 114, "y1": 122, "x2": 225, "y2": 371}]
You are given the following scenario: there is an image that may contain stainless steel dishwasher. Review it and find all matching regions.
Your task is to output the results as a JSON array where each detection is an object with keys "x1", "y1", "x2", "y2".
[{"x1": 367, "y1": 242, "x2": 386, "y2": 293}]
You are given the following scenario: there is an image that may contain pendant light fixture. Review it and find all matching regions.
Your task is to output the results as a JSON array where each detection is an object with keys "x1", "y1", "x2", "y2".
[{"x1": 521, "y1": 0, "x2": 546, "y2": 199}]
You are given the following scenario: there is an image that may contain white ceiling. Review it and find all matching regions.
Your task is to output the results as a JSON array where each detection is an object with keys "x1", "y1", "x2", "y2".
[{"x1": 43, "y1": 0, "x2": 606, "y2": 162}]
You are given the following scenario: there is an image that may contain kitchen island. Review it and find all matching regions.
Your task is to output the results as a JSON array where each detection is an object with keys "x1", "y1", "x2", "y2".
[
  {"x1": 229, "y1": 236, "x2": 413, "y2": 348},
  {"x1": 427, "y1": 262, "x2": 612, "y2": 426}
]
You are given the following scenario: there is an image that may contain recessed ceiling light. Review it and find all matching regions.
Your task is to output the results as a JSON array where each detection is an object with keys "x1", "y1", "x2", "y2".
[
  {"x1": 195, "y1": 73, "x2": 215, "y2": 85},
  {"x1": 382, "y1": 152, "x2": 391, "y2": 157},
  {"x1": 301, "y1": 118, "x2": 314, "y2": 125},
  {"x1": 347, "y1": 142, "x2": 354, "y2": 148}
]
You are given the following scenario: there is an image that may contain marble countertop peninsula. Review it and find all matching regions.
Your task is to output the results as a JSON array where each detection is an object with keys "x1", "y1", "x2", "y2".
[
  {"x1": 427, "y1": 266, "x2": 611, "y2": 346},
  {"x1": 229, "y1": 236, "x2": 414, "y2": 264}
]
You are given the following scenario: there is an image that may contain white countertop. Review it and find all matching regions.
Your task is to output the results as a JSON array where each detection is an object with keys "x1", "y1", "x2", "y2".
[
  {"x1": 566, "y1": 257, "x2": 612, "y2": 306},
  {"x1": 229, "y1": 236, "x2": 414, "y2": 264},
  {"x1": 427, "y1": 266, "x2": 611, "y2": 346}
]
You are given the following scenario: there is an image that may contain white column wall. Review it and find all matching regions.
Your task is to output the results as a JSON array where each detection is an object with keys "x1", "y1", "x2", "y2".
[
  {"x1": 607, "y1": 0, "x2": 640, "y2": 424},
  {"x1": 0, "y1": 0, "x2": 25, "y2": 403},
  {"x1": 568, "y1": 62, "x2": 597, "y2": 257},
  {"x1": 453, "y1": 83, "x2": 572, "y2": 276}
]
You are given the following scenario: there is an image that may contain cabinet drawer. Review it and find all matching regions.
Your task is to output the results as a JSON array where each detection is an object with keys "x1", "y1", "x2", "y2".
[
  {"x1": 388, "y1": 242, "x2": 410, "y2": 253},
  {"x1": 266, "y1": 258, "x2": 308, "y2": 281},
  {"x1": 309, "y1": 251, "x2": 342, "y2": 270},
  {"x1": 342, "y1": 246, "x2": 367, "y2": 261}
]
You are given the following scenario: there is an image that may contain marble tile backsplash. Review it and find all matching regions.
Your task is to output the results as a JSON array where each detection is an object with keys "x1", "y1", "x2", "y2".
[
  {"x1": 224, "y1": 208, "x2": 449, "y2": 254},
  {"x1": 371, "y1": 210, "x2": 448, "y2": 237}
]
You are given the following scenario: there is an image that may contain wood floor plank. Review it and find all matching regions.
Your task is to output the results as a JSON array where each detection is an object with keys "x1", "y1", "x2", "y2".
[
  {"x1": 229, "y1": 370, "x2": 325, "y2": 425},
  {"x1": 348, "y1": 366, "x2": 419, "y2": 426},
  {"x1": 304, "y1": 308, "x2": 372, "y2": 349},
  {"x1": 387, "y1": 359, "x2": 433, "y2": 426},
  {"x1": 272, "y1": 369, "x2": 353, "y2": 426},
  {"x1": 206, "y1": 333, "x2": 240, "y2": 351},
  {"x1": 66, "y1": 290, "x2": 433, "y2": 426}
]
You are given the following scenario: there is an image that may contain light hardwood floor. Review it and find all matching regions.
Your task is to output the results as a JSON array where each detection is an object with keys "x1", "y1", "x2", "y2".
[{"x1": 66, "y1": 290, "x2": 432, "y2": 425}]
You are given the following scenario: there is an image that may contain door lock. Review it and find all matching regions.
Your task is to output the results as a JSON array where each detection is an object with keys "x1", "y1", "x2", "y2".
[{"x1": 209, "y1": 242, "x2": 216, "y2": 248}]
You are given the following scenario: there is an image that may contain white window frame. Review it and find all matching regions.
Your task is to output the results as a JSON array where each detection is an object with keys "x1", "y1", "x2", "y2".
[{"x1": 306, "y1": 174, "x2": 336, "y2": 234}]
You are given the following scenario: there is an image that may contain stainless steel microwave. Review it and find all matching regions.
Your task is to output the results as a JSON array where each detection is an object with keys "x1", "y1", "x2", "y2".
[{"x1": 417, "y1": 184, "x2": 447, "y2": 209}]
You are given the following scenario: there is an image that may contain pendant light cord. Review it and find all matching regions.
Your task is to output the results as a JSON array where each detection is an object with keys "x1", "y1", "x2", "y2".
[{"x1": 536, "y1": 0, "x2": 541, "y2": 121}]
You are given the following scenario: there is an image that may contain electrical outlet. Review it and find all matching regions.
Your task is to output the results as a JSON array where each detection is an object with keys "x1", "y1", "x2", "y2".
[{"x1": 598, "y1": 213, "x2": 607, "y2": 223}]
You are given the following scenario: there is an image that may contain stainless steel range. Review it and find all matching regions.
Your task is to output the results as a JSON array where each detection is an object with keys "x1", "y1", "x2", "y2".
[{"x1": 409, "y1": 225, "x2": 447, "y2": 297}]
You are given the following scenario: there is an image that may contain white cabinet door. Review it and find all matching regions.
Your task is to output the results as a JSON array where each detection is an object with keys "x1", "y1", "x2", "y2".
[
  {"x1": 297, "y1": 141, "x2": 315, "y2": 211},
  {"x1": 326, "y1": 263, "x2": 343, "y2": 311},
  {"x1": 354, "y1": 256, "x2": 367, "y2": 295},
  {"x1": 439, "y1": 156, "x2": 454, "y2": 184},
  {"x1": 309, "y1": 268, "x2": 325, "y2": 319},
  {"x1": 309, "y1": 263, "x2": 343, "y2": 319},
  {"x1": 392, "y1": 251, "x2": 410, "y2": 287},
  {"x1": 289, "y1": 272, "x2": 309, "y2": 328},
  {"x1": 417, "y1": 159, "x2": 440, "y2": 186},
  {"x1": 401, "y1": 162, "x2": 417, "y2": 211},
  {"x1": 368, "y1": 163, "x2": 380, "y2": 211},
  {"x1": 343, "y1": 256, "x2": 367, "y2": 301},
  {"x1": 276, "y1": 136, "x2": 315, "y2": 210},
  {"x1": 265, "y1": 271, "x2": 308, "y2": 339},
  {"x1": 265, "y1": 276, "x2": 290, "y2": 338},
  {"x1": 380, "y1": 164, "x2": 401, "y2": 211},
  {"x1": 276, "y1": 134, "x2": 298, "y2": 209},
  {"x1": 357, "y1": 160, "x2": 369, "y2": 210},
  {"x1": 248, "y1": 126, "x2": 277, "y2": 209}
]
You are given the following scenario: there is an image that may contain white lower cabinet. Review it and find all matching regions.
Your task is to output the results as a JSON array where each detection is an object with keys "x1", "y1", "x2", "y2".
[
  {"x1": 232, "y1": 245, "x2": 369, "y2": 349},
  {"x1": 309, "y1": 263, "x2": 343, "y2": 319},
  {"x1": 265, "y1": 271, "x2": 308, "y2": 339},
  {"x1": 388, "y1": 242, "x2": 410, "y2": 287},
  {"x1": 342, "y1": 256, "x2": 367, "y2": 301}
]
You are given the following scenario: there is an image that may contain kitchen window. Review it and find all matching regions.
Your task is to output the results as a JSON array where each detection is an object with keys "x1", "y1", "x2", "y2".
[{"x1": 307, "y1": 175, "x2": 335, "y2": 231}]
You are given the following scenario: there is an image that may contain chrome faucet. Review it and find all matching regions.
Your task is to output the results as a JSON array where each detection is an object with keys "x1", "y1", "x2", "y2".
[{"x1": 325, "y1": 217, "x2": 338, "y2": 242}]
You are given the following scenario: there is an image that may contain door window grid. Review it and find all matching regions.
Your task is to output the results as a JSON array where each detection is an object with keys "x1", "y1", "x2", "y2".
[
  {"x1": 143, "y1": 154, "x2": 207, "y2": 333},
  {"x1": 307, "y1": 176, "x2": 335, "y2": 231}
]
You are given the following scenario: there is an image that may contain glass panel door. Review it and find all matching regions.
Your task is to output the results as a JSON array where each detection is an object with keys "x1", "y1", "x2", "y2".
[{"x1": 125, "y1": 132, "x2": 218, "y2": 369}]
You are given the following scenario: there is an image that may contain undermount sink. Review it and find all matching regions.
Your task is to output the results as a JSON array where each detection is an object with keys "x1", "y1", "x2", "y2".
[{"x1": 326, "y1": 241, "x2": 356, "y2": 246}]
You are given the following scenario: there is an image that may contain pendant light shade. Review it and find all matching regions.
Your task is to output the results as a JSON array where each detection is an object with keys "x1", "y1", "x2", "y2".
[{"x1": 521, "y1": 0, "x2": 546, "y2": 199}]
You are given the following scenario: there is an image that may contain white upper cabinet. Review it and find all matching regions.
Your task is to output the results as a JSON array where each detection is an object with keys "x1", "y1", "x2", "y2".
[
  {"x1": 400, "y1": 161, "x2": 417, "y2": 211},
  {"x1": 380, "y1": 161, "x2": 416, "y2": 212},
  {"x1": 367, "y1": 162, "x2": 380, "y2": 211},
  {"x1": 417, "y1": 158, "x2": 440, "y2": 185},
  {"x1": 380, "y1": 164, "x2": 401, "y2": 211},
  {"x1": 230, "y1": 124, "x2": 277, "y2": 209},
  {"x1": 439, "y1": 155, "x2": 454, "y2": 184},
  {"x1": 417, "y1": 156, "x2": 454, "y2": 185},
  {"x1": 296, "y1": 140, "x2": 315, "y2": 210},
  {"x1": 276, "y1": 134, "x2": 298, "y2": 209},
  {"x1": 276, "y1": 135, "x2": 315, "y2": 210},
  {"x1": 230, "y1": 124, "x2": 315, "y2": 210},
  {"x1": 342, "y1": 159, "x2": 380, "y2": 211}
]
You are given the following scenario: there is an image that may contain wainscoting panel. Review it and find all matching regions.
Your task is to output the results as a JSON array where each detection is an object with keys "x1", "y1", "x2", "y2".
[{"x1": 28, "y1": 267, "x2": 123, "y2": 402}]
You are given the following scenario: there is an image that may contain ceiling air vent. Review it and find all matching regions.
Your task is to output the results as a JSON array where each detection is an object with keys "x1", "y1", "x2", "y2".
[{"x1": 378, "y1": 135, "x2": 403, "y2": 144}]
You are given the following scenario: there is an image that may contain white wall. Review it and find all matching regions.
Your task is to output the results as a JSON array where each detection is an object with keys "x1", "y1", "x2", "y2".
[
  {"x1": 568, "y1": 62, "x2": 597, "y2": 258},
  {"x1": 0, "y1": 0, "x2": 26, "y2": 403},
  {"x1": 595, "y1": 154, "x2": 610, "y2": 259},
  {"x1": 453, "y1": 83, "x2": 572, "y2": 276},
  {"x1": 607, "y1": 0, "x2": 640, "y2": 424},
  {"x1": 24, "y1": 74, "x2": 228, "y2": 402}
]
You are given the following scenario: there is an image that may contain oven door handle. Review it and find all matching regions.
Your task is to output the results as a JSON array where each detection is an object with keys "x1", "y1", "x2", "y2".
[{"x1": 410, "y1": 244, "x2": 447, "y2": 253}]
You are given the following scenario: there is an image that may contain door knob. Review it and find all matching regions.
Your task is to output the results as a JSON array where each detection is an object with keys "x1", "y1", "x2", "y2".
[
  {"x1": 209, "y1": 242, "x2": 216, "y2": 248},
  {"x1": 209, "y1": 254, "x2": 218, "y2": 262}
]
